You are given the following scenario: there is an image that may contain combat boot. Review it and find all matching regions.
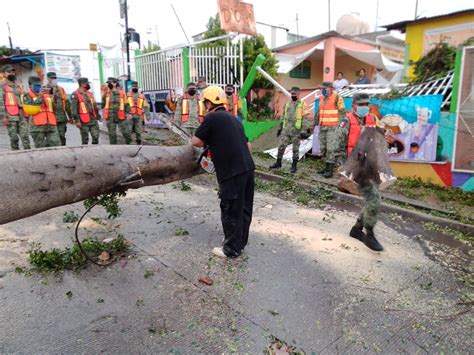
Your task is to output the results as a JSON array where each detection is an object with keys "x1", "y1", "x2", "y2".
[
  {"x1": 363, "y1": 228, "x2": 384, "y2": 251},
  {"x1": 290, "y1": 160, "x2": 298, "y2": 174},
  {"x1": 269, "y1": 157, "x2": 282, "y2": 169},
  {"x1": 317, "y1": 163, "x2": 327, "y2": 174},
  {"x1": 349, "y1": 219, "x2": 364, "y2": 240},
  {"x1": 323, "y1": 163, "x2": 334, "y2": 178}
]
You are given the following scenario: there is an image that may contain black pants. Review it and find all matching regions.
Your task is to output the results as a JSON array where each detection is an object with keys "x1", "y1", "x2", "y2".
[{"x1": 218, "y1": 171, "x2": 255, "y2": 257}]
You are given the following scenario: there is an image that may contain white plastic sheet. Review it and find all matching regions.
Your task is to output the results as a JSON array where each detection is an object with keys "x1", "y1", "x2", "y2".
[{"x1": 264, "y1": 136, "x2": 314, "y2": 162}]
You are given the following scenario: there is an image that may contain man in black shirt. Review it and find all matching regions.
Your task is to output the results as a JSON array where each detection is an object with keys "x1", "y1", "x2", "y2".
[{"x1": 191, "y1": 86, "x2": 255, "y2": 258}]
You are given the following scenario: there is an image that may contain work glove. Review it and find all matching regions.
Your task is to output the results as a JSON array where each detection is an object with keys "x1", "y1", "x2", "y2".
[{"x1": 277, "y1": 128, "x2": 282, "y2": 137}]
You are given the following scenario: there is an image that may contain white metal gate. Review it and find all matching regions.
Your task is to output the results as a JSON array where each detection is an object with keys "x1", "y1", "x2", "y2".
[{"x1": 188, "y1": 44, "x2": 240, "y2": 88}]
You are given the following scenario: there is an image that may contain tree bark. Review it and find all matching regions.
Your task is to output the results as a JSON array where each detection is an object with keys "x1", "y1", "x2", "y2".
[{"x1": 0, "y1": 145, "x2": 202, "y2": 225}]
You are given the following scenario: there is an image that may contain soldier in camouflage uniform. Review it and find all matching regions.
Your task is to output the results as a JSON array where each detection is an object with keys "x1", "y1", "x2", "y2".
[
  {"x1": 269, "y1": 87, "x2": 309, "y2": 174},
  {"x1": 315, "y1": 82, "x2": 346, "y2": 178},
  {"x1": 0, "y1": 65, "x2": 31, "y2": 150},
  {"x1": 127, "y1": 81, "x2": 150, "y2": 145},
  {"x1": 23, "y1": 76, "x2": 60, "y2": 148},
  {"x1": 71, "y1": 77, "x2": 101, "y2": 144},
  {"x1": 45, "y1": 72, "x2": 71, "y2": 145},
  {"x1": 334, "y1": 92, "x2": 383, "y2": 251},
  {"x1": 102, "y1": 77, "x2": 131, "y2": 144},
  {"x1": 175, "y1": 82, "x2": 205, "y2": 136}
]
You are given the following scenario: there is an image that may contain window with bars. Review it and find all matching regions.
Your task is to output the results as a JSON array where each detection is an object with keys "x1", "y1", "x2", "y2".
[{"x1": 289, "y1": 60, "x2": 311, "y2": 79}]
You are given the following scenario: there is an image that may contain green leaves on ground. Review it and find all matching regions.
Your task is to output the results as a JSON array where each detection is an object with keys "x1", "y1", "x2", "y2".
[
  {"x1": 84, "y1": 192, "x2": 127, "y2": 219},
  {"x1": 175, "y1": 227, "x2": 189, "y2": 236},
  {"x1": 27, "y1": 234, "x2": 129, "y2": 273},
  {"x1": 62, "y1": 211, "x2": 79, "y2": 223}
]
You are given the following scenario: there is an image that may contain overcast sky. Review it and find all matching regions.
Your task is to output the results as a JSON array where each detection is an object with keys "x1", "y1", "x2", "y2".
[{"x1": 0, "y1": 0, "x2": 472, "y2": 51}]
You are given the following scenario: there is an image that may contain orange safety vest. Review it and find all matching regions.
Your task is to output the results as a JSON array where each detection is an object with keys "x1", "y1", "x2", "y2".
[
  {"x1": 224, "y1": 94, "x2": 239, "y2": 117},
  {"x1": 29, "y1": 91, "x2": 57, "y2": 126},
  {"x1": 58, "y1": 86, "x2": 67, "y2": 111},
  {"x1": 127, "y1": 92, "x2": 145, "y2": 116},
  {"x1": 319, "y1": 94, "x2": 340, "y2": 126},
  {"x1": 75, "y1": 89, "x2": 97, "y2": 124},
  {"x1": 181, "y1": 94, "x2": 205, "y2": 124},
  {"x1": 3, "y1": 84, "x2": 20, "y2": 116},
  {"x1": 103, "y1": 89, "x2": 126, "y2": 120},
  {"x1": 347, "y1": 112, "x2": 376, "y2": 156}
]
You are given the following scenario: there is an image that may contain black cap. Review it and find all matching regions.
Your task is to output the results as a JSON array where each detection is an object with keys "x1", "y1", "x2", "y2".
[
  {"x1": 78, "y1": 77, "x2": 89, "y2": 85},
  {"x1": 353, "y1": 92, "x2": 370, "y2": 104},
  {"x1": 28, "y1": 76, "x2": 41, "y2": 84},
  {"x1": 47, "y1": 72, "x2": 57, "y2": 79},
  {"x1": 107, "y1": 77, "x2": 118, "y2": 82},
  {"x1": 322, "y1": 82, "x2": 334, "y2": 88},
  {"x1": 130, "y1": 80, "x2": 138, "y2": 86},
  {"x1": 187, "y1": 82, "x2": 196, "y2": 87},
  {"x1": 290, "y1": 87, "x2": 301, "y2": 93}
]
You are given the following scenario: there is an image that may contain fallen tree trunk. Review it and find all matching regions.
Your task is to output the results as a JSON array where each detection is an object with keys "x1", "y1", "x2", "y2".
[{"x1": 0, "y1": 145, "x2": 202, "y2": 225}]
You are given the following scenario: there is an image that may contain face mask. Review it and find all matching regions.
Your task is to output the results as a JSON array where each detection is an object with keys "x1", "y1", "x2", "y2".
[
  {"x1": 84, "y1": 84, "x2": 91, "y2": 90},
  {"x1": 322, "y1": 88, "x2": 327, "y2": 96},
  {"x1": 51, "y1": 79, "x2": 58, "y2": 85},
  {"x1": 291, "y1": 95, "x2": 298, "y2": 102},
  {"x1": 356, "y1": 106, "x2": 369, "y2": 117},
  {"x1": 32, "y1": 84, "x2": 42, "y2": 93},
  {"x1": 108, "y1": 83, "x2": 114, "y2": 89},
  {"x1": 226, "y1": 91, "x2": 233, "y2": 96},
  {"x1": 188, "y1": 89, "x2": 196, "y2": 96},
  {"x1": 132, "y1": 88, "x2": 138, "y2": 93},
  {"x1": 7, "y1": 74, "x2": 16, "y2": 82}
]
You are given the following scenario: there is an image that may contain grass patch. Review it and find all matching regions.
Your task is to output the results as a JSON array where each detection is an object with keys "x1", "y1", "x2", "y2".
[
  {"x1": 389, "y1": 177, "x2": 474, "y2": 207},
  {"x1": 25, "y1": 234, "x2": 129, "y2": 273},
  {"x1": 174, "y1": 181, "x2": 191, "y2": 191},
  {"x1": 255, "y1": 177, "x2": 333, "y2": 207},
  {"x1": 422, "y1": 222, "x2": 474, "y2": 247}
]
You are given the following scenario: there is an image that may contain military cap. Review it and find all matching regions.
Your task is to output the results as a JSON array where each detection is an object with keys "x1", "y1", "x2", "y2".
[
  {"x1": 107, "y1": 77, "x2": 118, "y2": 82},
  {"x1": 78, "y1": 77, "x2": 90, "y2": 84},
  {"x1": 353, "y1": 92, "x2": 370, "y2": 104},
  {"x1": 290, "y1": 87, "x2": 301, "y2": 93},
  {"x1": 28, "y1": 76, "x2": 41, "y2": 84},
  {"x1": 46, "y1": 72, "x2": 57, "y2": 79},
  {"x1": 2, "y1": 65, "x2": 15, "y2": 72},
  {"x1": 322, "y1": 82, "x2": 334, "y2": 88},
  {"x1": 130, "y1": 80, "x2": 138, "y2": 86},
  {"x1": 187, "y1": 81, "x2": 197, "y2": 87}
]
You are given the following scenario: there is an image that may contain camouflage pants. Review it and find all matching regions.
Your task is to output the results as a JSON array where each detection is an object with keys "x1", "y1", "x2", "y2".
[
  {"x1": 277, "y1": 133, "x2": 300, "y2": 162},
  {"x1": 30, "y1": 128, "x2": 60, "y2": 148},
  {"x1": 131, "y1": 116, "x2": 143, "y2": 144},
  {"x1": 56, "y1": 122, "x2": 67, "y2": 146},
  {"x1": 6, "y1": 116, "x2": 30, "y2": 150},
  {"x1": 107, "y1": 119, "x2": 131, "y2": 144},
  {"x1": 358, "y1": 182, "x2": 381, "y2": 229},
  {"x1": 80, "y1": 123, "x2": 99, "y2": 145},
  {"x1": 319, "y1": 126, "x2": 338, "y2": 163}
]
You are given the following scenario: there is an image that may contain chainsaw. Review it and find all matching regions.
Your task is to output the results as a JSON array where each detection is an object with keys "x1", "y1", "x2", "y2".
[{"x1": 158, "y1": 113, "x2": 215, "y2": 174}]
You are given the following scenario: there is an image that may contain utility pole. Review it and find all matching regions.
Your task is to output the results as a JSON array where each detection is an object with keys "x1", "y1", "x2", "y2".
[
  {"x1": 375, "y1": 0, "x2": 379, "y2": 30},
  {"x1": 328, "y1": 0, "x2": 331, "y2": 31},
  {"x1": 171, "y1": 4, "x2": 190, "y2": 45},
  {"x1": 7, "y1": 22, "x2": 13, "y2": 51},
  {"x1": 414, "y1": 0, "x2": 419, "y2": 19},
  {"x1": 124, "y1": 0, "x2": 131, "y2": 82},
  {"x1": 296, "y1": 14, "x2": 299, "y2": 36}
]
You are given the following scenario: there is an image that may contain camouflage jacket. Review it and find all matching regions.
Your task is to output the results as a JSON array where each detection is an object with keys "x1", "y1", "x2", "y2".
[{"x1": 45, "y1": 84, "x2": 71, "y2": 123}]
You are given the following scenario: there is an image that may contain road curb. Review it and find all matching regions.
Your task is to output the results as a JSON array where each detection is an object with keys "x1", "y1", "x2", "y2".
[{"x1": 255, "y1": 170, "x2": 474, "y2": 236}]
